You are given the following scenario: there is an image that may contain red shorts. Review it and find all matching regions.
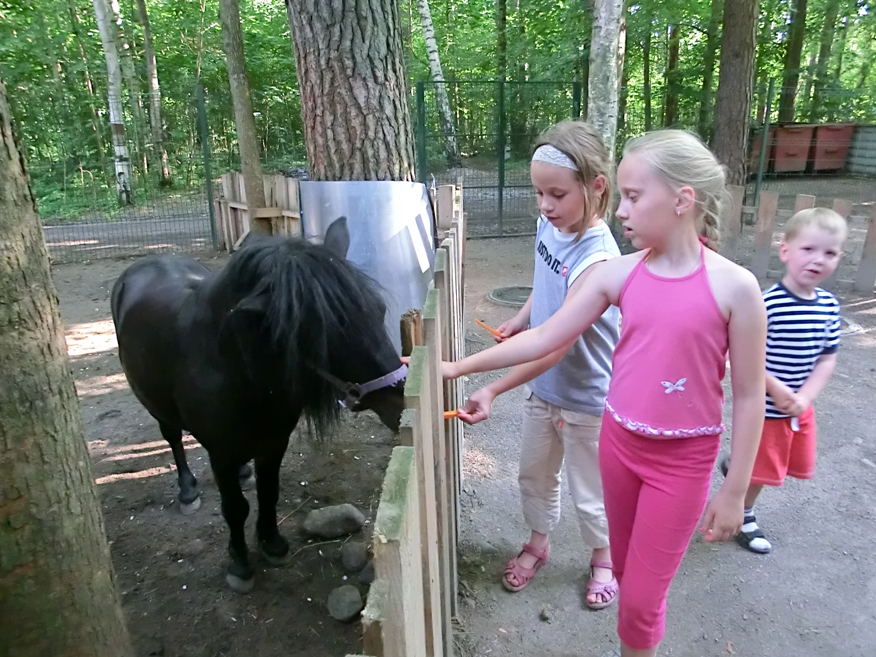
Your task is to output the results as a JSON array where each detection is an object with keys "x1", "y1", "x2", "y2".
[{"x1": 751, "y1": 405, "x2": 816, "y2": 486}]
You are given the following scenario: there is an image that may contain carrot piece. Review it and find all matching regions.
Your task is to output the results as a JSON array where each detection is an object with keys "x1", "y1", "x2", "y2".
[
  {"x1": 443, "y1": 410, "x2": 459, "y2": 419},
  {"x1": 475, "y1": 318, "x2": 502, "y2": 337}
]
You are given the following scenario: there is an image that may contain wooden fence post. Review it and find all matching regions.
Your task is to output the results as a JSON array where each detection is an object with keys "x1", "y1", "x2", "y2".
[
  {"x1": 793, "y1": 194, "x2": 816, "y2": 212},
  {"x1": 855, "y1": 206, "x2": 876, "y2": 293},
  {"x1": 822, "y1": 198, "x2": 854, "y2": 290},
  {"x1": 751, "y1": 191, "x2": 779, "y2": 279}
]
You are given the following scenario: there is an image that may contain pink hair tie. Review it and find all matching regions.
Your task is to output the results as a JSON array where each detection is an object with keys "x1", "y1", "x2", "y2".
[{"x1": 698, "y1": 235, "x2": 708, "y2": 245}]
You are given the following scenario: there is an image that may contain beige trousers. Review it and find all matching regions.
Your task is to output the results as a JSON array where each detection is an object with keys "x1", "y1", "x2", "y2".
[{"x1": 519, "y1": 386, "x2": 609, "y2": 548}]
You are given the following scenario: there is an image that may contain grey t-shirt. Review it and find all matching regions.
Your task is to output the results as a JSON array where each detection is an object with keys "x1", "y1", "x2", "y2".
[{"x1": 528, "y1": 217, "x2": 621, "y2": 415}]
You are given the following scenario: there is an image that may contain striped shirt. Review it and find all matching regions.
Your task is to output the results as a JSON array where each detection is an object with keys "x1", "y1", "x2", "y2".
[{"x1": 764, "y1": 283, "x2": 841, "y2": 418}]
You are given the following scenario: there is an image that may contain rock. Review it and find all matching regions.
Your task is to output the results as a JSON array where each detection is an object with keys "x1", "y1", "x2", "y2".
[
  {"x1": 327, "y1": 585, "x2": 364, "y2": 622},
  {"x1": 359, "y1": 560, "x2": 375, "y2": 585},
  {"x1": 303, "y1": 504, "x2": 365, "y2": 539},
  {"x1": 181, "y1": 539, "x2": 207, "y2": 558},
  {"x1": 341, "y1": 541, "x2": 369, "y2": 572},
  {"x1": 539, "y1": 605, "x2": 555, "y2": 623}
]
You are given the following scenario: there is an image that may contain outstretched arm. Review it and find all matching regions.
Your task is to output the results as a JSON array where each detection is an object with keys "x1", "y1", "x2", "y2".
[
  {"x1": 701, "y1": 271, "x2": 767, "y2": 542},
  {"x1": 445, "y1": 263, "x2": 615, "y2": 379}
]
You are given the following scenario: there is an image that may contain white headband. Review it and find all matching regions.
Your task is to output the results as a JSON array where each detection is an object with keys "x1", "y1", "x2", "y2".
[{"x1": 532, "y1": 144, "x2": 578, "y2": 171}]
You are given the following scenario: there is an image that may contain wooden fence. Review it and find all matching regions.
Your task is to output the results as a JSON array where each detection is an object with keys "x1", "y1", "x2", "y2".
[
  {"x1": 723, "y1": 186, "x2": 876, "y2": 293},
  {"x1": 353, "y1": 185, "x2": 466, "y2": 657},
  {"x1": 212, "y1": 172, "x2": 302, "y2": 251}
]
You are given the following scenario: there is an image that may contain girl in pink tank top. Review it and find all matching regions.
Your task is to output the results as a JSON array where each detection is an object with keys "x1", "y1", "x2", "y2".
[{"x1": 443, "y1": 130, "x2": 767, "y2": 657}]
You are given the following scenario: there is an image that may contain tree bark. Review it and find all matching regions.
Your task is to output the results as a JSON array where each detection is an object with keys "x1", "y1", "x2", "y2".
[
  {"x1": 0, "y1": 77, "x2": 133, "y2": 657},
  {"x1": 93, "y1": 0, "x2": 134, "y2": 204},
  {"x1": 218, "y1": 0, "x2": 268, "y2": 231},
  {"x1": 417, "y1": 0, "x2": 460, "y2": 166},
  {"x1": 662, "y1": 24, "x2": 680, "y2": 127},
  {"x1": 109, "y1": 0, "x2": 146, "y2": 165},
  {"x1": 284, "y1": 0, "x2": 416, "y2": 181},
  {"x1": 586, "y1": 0, "x2": 624, "y2": 160},
  {"x1": 698, "y1": 0, "x2": 723, "y2": 141},
  {"x1": 643, "y1": 12, "x2": 652, "y2": 131},
  {"x1": 809, "y1": 0, "x2": 840, "y2": 121},
  {"x1": 67, "y1": 0, "x2": 107, "y2": 166},
  {"x1": 617, "y1": 12, "x2": 630, "y2": 136},
  {"x1": 832, "y1": 14, "x2": 850, "y2": 80},
  {"x1": 778, "y1": 0, "x2": 808, "y2": 123},
  {"x1": 135, "y1": 0, "x2": 171, "y2": 185},
  {"x1": 497, "y1": 0, "x2": 507, "y2": 81},
  {"x1": 712, "y1": 0, "x2": 759, "y2": 186}
]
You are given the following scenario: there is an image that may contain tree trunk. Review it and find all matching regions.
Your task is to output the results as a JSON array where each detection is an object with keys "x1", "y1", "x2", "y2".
[
  {"x1": 698, "y1": 0, "x2": 723, "y2": 141},
  {"x1": 809, "y1": 0, "x2": 840, "y2": 121},
  {"x1": 754, "y1": 11, "x2": 774, "y2": 123},
  {"x1": 497, "y1": 0, "x2": 507, "y2": 81},
  {"x1": 109, "y1": 0, "x2": 146, "y2": 170},
  {"x1": 778, "y1": 0, "x2": 808, "y2": 123},
  {"x1": 802, "y1": 49, "x2": 817, "y2": 111},
  {"x1": 662, "y1": 24, "x2": 680, "y2": 127},
  {"x1": 832, "y1": 14, "x2": 849, "y2": 80},
  {"x1": 712, "y1": 0, "x2": 758, "y2": 186},
  {"x1": 587, "y1": 0, "x2": 624, "y2": 160},
  {"x1": 0, "y1": 77, "x2": 133, "y2": 657},
  {"x1": 284, "y1": 0, "x2": 416, "y2": 181},
  {"x1": 417, "y1": 0, "x2": 460, "y2": 166},
  {"x1": 218, "y1": 0, "x2": 268, "y2": 232},
  {"x1": 93, "y1": 0, "x2": 134, "y2": 204},
  {"x1": 643, "y1": 13, "x2": 652, "y2": 131},
  {"x1": 617, "y1": 12, "x2": 630, "y2": 136},
  {"x1": 509, "y1": 0, "x2": 530, "y2": 158},
  {"x1": 67, "y1": 0, "x2": 107, "y2": 166},
  {"x1": 135, "y1": 0, "x2": 171, "y2": 185}
]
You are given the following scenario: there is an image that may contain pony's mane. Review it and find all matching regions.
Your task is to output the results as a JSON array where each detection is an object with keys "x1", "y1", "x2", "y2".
[{"x1": 222, "y1": 236, "x2": 389, "y2": 435}]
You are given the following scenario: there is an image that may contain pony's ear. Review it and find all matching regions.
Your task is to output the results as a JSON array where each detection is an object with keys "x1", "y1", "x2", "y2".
[{"x1": 323, "y1": 216, "x2": 350, "y2": 260}]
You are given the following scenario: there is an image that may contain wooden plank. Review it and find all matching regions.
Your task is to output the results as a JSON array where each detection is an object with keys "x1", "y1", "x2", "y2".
[
  {"x1": 720, "y1": 185, "x2": 745, "y2": 262},
  {"x1": 400, "y1": 309, "x2": 424, "y2": 357},
  {"x1": 822, "y1": 199, "x2": 854, "y2": 289},
  {"x1": 421, "y1": 289, "x2": 454, "y2": 657},
  {"x1": 251, "y1": 206, "x2": 283, "y2": 219},
  {"x1": 436, "y1": 185, "x2": 455, "y2": 230},
  {"x1": 401, "y1": 352, "x2": 444, "y2": 657},
  {"x1": 854, "y1": 205, "x2": 876, "y2": 293},
  {"x1": 362, "y1": 579, "x2": 387, "y2": 657},
  {"x1": 751, "y1": 191, "x2": 779, "y2": 278},
  {"x1": 793, "y1": 194, "x2": 816, "y2": 212},
  {"x1": 371, "y1": 446, "x2": 427, "y2": 657}
]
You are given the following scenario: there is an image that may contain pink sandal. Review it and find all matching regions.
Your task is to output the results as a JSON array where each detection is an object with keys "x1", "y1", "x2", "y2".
[
  {"x1": 501, "y1": 542, "x2": 550, "y2": 592},
  {"x1": 585, "y1": 559, "x2": 618, "y2": 610}
]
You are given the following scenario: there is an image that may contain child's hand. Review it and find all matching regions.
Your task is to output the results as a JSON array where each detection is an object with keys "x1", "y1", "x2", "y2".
[
  {"x1": 771, "y1": 383, "x2": 803, "y2": 416},
  {"x1": 495, "y1": 315, "x2": 528, "y2": 343},
  {"x1": 456, "y1": 387, "x2": 497, "y2": 425},
  {"x1": 700, "y1": 487, "x2": 743, "y2": 543}
]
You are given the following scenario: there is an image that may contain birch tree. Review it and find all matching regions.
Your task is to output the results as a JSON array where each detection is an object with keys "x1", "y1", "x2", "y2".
[
  {"x1": 92, "y1": 0, "x2": 134, "y2": 204},
  {"x1": 417, "y1": 0, "x2": 460, "y2": 166},
  {"x1": 586, "y1": 0, "x2": 624, "y2": 159}
]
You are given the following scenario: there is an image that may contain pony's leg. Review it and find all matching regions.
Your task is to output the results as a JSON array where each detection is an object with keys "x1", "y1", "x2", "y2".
[
  {"x1": 255, "y1": 439, "x2": 291, "y2": 565},
  {"x1": 212, "y1": 459, "x2": 255, "y2": 593},
  {"x1": 159, "y1": 422, "x2": 200, "y2": 515}
]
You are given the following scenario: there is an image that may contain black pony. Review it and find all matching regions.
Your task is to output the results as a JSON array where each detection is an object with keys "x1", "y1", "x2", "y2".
[{"x1": 111, "y1": 218, "x2": 406, "y2": 591}]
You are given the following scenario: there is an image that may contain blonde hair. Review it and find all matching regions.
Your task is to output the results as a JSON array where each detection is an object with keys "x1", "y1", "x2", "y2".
[
  {"x1": 623, "y1": 129, "x2": 728, "y2": 252},
  {"x1": 784, "y1": 207, "x2": 849, "y2": 243},
  {"x1": 533, "y1": 120, "x2": 612, "y2": 241}
]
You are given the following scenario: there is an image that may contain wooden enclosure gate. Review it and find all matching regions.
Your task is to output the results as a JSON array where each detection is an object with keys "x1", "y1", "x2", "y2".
[
  {"x1": 721, "y1": 186, "x2": 876, "y2": 293},
  {"x1": 348, "y1": 185, "x2": 466, "y2": 657},
  {"x1": 213, "y1": 172, "x2": 302, "y2": 251}
]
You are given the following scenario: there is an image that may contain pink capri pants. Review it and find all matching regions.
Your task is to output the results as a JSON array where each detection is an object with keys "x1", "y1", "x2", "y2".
[{"x1": 599, "y1": 412, "x2": 720, "y2": 650}]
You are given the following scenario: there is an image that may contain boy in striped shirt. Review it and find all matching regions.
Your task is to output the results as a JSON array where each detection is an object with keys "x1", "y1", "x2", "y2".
[{"x1": 723, "y1": 207, "x2": 847, "y2": 553}]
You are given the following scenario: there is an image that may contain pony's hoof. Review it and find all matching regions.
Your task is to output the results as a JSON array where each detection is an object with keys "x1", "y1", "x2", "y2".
[
  {"x1": 179, "y1": 495, "x2": 201, "y2": 516},
  {"x1": 226, "y1": 572, "x2": 255, "y2": 593},
  {"x1": 260, "y1": 535, "x2": 290, "y2": 567}
]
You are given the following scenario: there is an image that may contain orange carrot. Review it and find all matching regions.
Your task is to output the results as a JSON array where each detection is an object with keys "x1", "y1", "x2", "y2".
[
  {"x1": 475, "y1": 318, "x2": 502, "y2": 337},
  {"x1": 444, "y1": 410, "x2": 459, "y2": 419}
]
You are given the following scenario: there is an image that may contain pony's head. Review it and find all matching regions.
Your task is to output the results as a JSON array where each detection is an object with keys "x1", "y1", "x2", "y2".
[{"x1": 219, "y1": 218, "x2": 405, "y2": 433}]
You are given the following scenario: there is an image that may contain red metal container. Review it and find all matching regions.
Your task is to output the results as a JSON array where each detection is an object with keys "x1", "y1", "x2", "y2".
[
  {"x1": 748, "y1": 127, "x2": 774, "y2": 173},
  {"x1": 772, "y1": 125, "x2": 814, "y2": 173},
  {"x1": 812, "y1": 123, "x2": 856, "y2": 171}
]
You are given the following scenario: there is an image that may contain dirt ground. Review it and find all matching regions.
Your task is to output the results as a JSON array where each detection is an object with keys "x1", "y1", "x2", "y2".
[
  {"x1": 56, "y1": 229, "x2": 876, "y2": 657},
  {"x1": 454, "y1": 236, "x2": 876, "y2": 657},
  {"x1": 55, "y1": 254, "x2": 397, "y2": 657}
]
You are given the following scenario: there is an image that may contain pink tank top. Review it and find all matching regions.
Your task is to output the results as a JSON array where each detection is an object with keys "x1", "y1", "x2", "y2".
[{"x1": 605, "y1": 246, "x2": 728, "y2": 438}]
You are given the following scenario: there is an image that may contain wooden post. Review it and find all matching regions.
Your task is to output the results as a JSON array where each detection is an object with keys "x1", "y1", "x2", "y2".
[
  {"x1": 824, "y1": 199, "x2": 853, "y2": 289},
  {"x1": 400, "y1": 351, "x2": 444, "y2": 657},
  {"x1": 400, "y1": 309, "x2": 424, "y2": 358},
  {"x1": 751, "y1": 191, "x2": 779, "y2": 278},
  {"x1": 793, "y1": 194, "x2": 816, "y2": 212},
  {"x1": 721, "y1": 185, "x2": 745, "y2": 262},
  {"x1": 854, "y1": 205, "x2": 876, "y2": 293},
  {"x1": 367, "y1": 446, "x2": 427, "y2": 657},
  {"x1": 436, "y1": 185, "x2": 455, "y2": 230}
]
